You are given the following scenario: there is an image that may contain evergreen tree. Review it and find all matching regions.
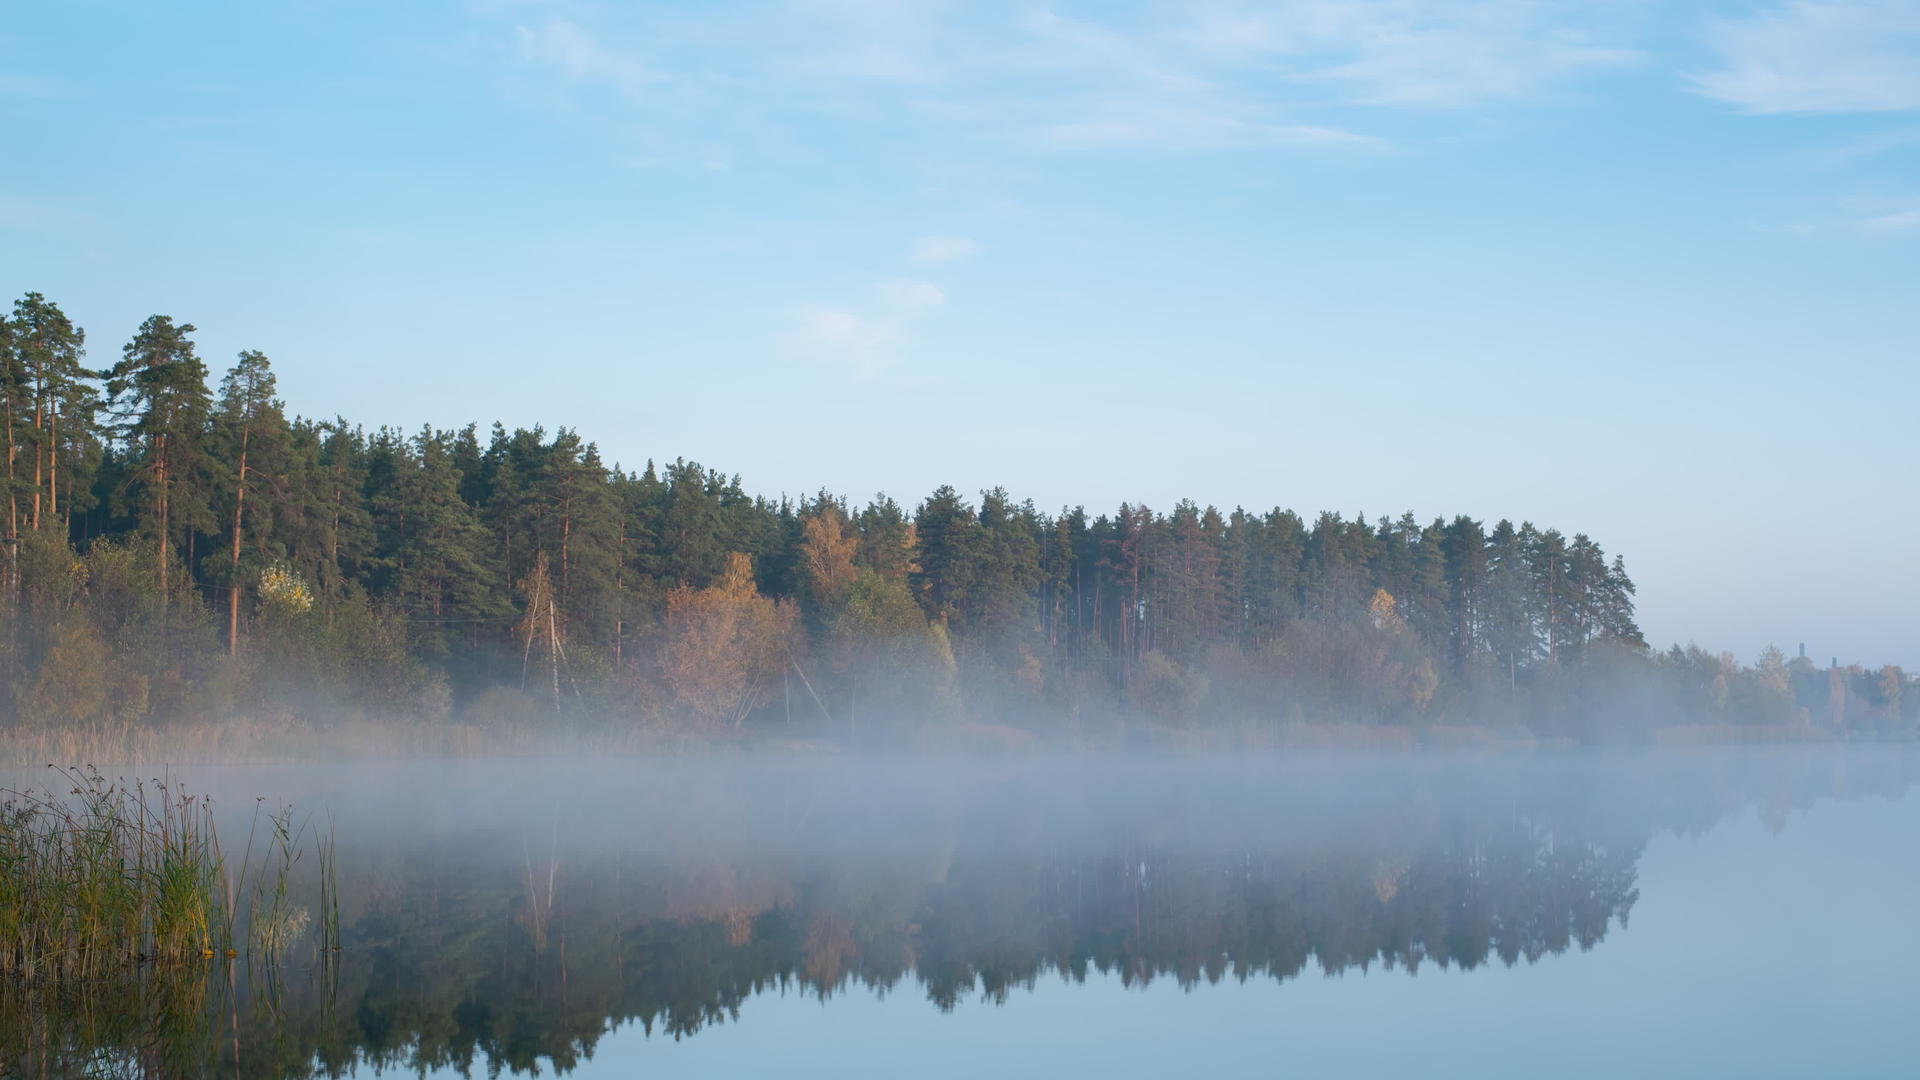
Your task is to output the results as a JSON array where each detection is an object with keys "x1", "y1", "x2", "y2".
[
  {"x1": 0, "y1": 312, "x2": 18, "y2": 542},
  {"x1": 657, "y1": 459, "x2": 728, "y2": 588},
  {"x1": 543, "y1": 435, "x2": 621, "y2": 654},
  {"x1": 1157, "y1": 500, "x2": 1227, "y2": 660},
  {"x1": 910, "y1": 485, "x2": 983, "y2": 632},
  {"x1": 372, "y1": 428, "x2": 505, "y2": 659},
  {"x1": 106, "y1": 315, "x2": 214, "y2": 602},
  {"x1": 1483, "y1": 520, "x2": 1538, "y2": 685},
  {"x1": 854, "y1": 494, "x2": 914, "y2": 582},
  {"x1": 1441, "y1": 515, "x2": 1489, "y2": 674},
  {"x1": 211, "y1": 350, "x2": 288, "y2": 655},
  {"x1": 8, "y1": 294, "x2": 95, "y2": 537},
  {"x1": 1401, "y1": 517, "x2": 1452, "y2": 660},
  {"x1": 1530, "y1": 528, "x2": 1574, "y2": 665},
  {"x1": 969, "y1": 487, "x2": 1042, "y2": 648}
]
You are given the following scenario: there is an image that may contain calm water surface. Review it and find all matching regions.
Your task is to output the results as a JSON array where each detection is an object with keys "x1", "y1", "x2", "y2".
[{"x1": 5, "y1": 747, "x2": 1916, "y2": 1078}]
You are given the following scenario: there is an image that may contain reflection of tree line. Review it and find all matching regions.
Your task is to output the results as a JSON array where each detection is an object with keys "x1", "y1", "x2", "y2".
[
  {"x1": 223, "y1": 823, "x2": 1646, "y2": 1074},
  {"x1": 3, "y1": 751, "x2": 1914, "y2": 1078},
  {"x1": 896, "y1": 825, "x2": 1640, "y2": 1010}
]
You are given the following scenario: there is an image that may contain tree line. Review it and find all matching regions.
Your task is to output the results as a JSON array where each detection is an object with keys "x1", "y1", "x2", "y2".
[{"x1": 1, "y1": 292, "x2": 1911, "y2": 742}]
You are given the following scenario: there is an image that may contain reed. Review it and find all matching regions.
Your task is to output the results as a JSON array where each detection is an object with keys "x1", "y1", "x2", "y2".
[
  {"x1": 315, "y1": 811, "x2": 341, "y2": 955},
  {"x1": 0, "y1": 766, "x2": 339, "y2": 982}
]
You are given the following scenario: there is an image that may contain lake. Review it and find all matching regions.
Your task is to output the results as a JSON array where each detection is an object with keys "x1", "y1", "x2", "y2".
[{"x1": 4, "y1": 747, "x2": 1917, "y2": 1078}]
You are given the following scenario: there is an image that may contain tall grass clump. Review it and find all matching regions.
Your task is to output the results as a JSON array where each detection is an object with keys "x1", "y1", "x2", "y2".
[
  {"x1": 0, "y1": 766, "x2": 338, "y2": 982},
  {"x1": 315, "y1": 810, "x2": 341, "y2": 954}
]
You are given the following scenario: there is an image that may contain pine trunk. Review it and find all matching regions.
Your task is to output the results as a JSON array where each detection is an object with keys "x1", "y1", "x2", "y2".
[
  {"x1": 30, "y1": 391, "x2": 42, "y2": 532},
  {"x1": 5, "y1": 394, "x2": 17, "y2": 540},
  {"x1": 46, "y1": 404, "x2": 57, "y2": 527},
  {"x1": 228, "y1": 429, "x2": 249, "y2": 657},
  {"x1": 156, "y1": 436, "x2": 171, "y2": 603}
]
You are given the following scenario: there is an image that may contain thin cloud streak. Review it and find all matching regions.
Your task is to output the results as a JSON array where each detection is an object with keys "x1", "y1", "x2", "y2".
[
  {"x1": 491, "y1": 1, "x2": 1646, "y2": 159},
  {"x1": 782, "y1": 275, "x2": 948, "y2": 376},
  {"x1": 514, "y1": 20, "x2": 667, "y2": 102},
  {"x1": 910, "y1": 235, "x2": 981, "y2": 264},
  {"x1": 1863, "y1": 207, "x2": 1920, "y2": 230},
  {"x1": 1181, "y1": 1, "x2": 1643, "y2": 108},
  {"x1": 1690, "y1": 1, "x2": 1920, "y2": 114}
]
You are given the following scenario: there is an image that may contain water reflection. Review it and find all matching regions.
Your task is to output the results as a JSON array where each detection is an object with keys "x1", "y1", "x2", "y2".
[{"x1": 3, "y1": 748, "x2": 1913, "y2": 1078}]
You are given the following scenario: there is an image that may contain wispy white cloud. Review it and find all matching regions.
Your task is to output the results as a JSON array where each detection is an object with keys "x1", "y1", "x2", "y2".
[
  {"x1": 514, "y1": 19, "x2": 666, "y2": 102},
  {"x1": 1046, "y1": 115, "x2": 1376, "y2": 150},
  {"x1": 486, "y1": 1, "x2": 1641, "y2": 160},
  {"x1": 1864, "y1": 207, "x2": 1920, "y2": 230},
  {"x1": 1848, "y1": 193, "x2": 1920, "y2": 231},
  {"x1": 785, "y1": 306, "x2": 901, "y2": 368},
  {"x1": 1747, "y1": 194, "x2": 1920, "y2": 236},
  {"x1": 1180, "y1": 1, "x2": 1643, "y2": 109},
  {"x1": 782, "y1": 276, "x2": 947, "y2": 375},
  {"x1": 1312, "y1": 33, "x2": 1639, "y2": 108},
  {"x1": 1802, "y1": 125, "x2": 1920, "y2": 168},
  {"x1": 775, "y1": 0, "x2": 950, "y2": 83},
  {"x1": 875, "y1": 277, "x2": 946, "y2": 311},
  {"x1": 910, "y1": 234, "x2": 981, "y2": 265},
  {"x1": 1690, "y1": 2, "x2": 1920, "y2": 114}
]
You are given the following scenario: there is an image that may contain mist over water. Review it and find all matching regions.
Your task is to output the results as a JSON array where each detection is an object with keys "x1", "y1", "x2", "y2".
[{"x1": 6, "y1": 746, "x2": 1916, "y2": 1078}]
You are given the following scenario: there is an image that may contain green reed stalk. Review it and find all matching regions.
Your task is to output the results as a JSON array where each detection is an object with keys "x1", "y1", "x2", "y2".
[
  {"x1": 315, "y1": 812, "x2": 341, "y2": 954},
  {"x1": 0, "y1": 766, "x2": 341, "y2": 982}
]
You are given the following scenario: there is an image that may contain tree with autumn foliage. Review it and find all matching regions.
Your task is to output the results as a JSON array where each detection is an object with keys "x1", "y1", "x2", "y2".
[
  {"x1": 659, "y1": 553, "x2": 800, "y2": 730},
  {"x1": 799, "y1": 501, "x2": 955, "y2": 738}
]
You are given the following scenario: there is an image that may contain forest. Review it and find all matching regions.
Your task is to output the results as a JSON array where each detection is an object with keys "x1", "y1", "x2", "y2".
[{"x1": 0, "y1": 291, "x2": 1912, "y2": 747}]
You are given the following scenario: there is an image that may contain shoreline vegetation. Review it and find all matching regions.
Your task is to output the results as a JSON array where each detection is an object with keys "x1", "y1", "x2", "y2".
[
  {"x1": 0, "y1": 292, "x2": 1914, "y2": 756},
  {"x1": 0, "y1": 766, "x2": 342, "y2": 1074},
  {"x1": 0, "y1": 766, "x2": 339, "y2": 980}
]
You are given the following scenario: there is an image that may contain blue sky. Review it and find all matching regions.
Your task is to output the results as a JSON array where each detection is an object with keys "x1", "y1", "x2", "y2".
[{"x1": 3, "y1": 1, "x2": 1917, "y2": 665}]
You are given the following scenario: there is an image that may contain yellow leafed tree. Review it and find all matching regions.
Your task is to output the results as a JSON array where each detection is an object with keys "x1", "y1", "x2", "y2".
[
  {"x1": 799, "y1": 504, "x2": 858, "y2": 610},
  {"x1": 661, "y1": 553, "x2": 799, "y2": 729}
]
